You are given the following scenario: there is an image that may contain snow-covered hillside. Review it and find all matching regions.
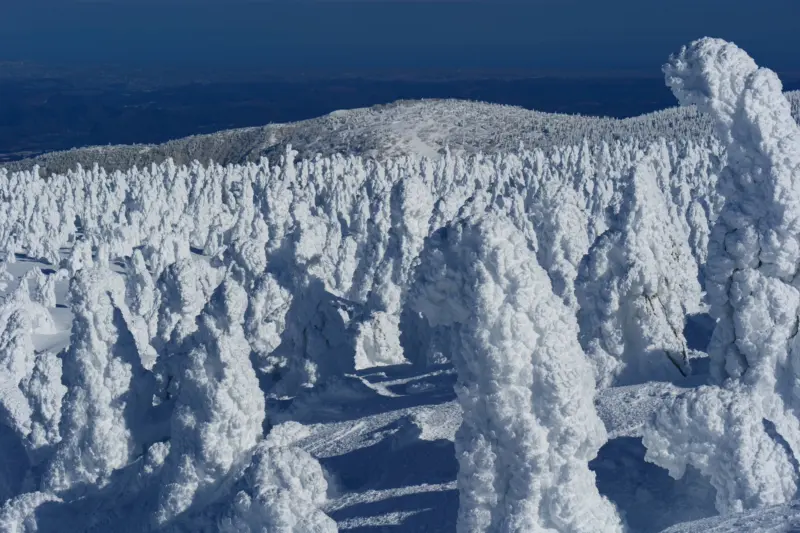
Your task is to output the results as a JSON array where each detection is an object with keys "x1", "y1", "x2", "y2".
[
  {"x1": 3, "y1": 92, "x2": 800, "y2": 177},
  {"x1": 2, "y1": 38, "x2": 800, "y2": 533}
]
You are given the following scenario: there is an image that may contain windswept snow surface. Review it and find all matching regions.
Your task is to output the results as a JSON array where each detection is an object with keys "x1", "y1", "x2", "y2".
[{"x1": 3, "y1": 37, "x2": 800, "y2": 533}]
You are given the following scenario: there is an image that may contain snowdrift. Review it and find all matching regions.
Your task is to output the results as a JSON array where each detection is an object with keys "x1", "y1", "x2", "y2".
[{"x1": 0, "y1": 37, "x2": 799, "y2": 532}]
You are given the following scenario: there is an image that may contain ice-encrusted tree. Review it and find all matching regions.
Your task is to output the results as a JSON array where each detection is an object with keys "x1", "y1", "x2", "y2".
[
  {"x1": 0, "y1": 491, "x2": 61, "y2": 533},
  {"x1": 643, "y1": 37, "x2": 800, "y2": 514},
  {"x1": 674, "y1": 40, "x2": 800, "y2": 390},
  {"x1": 19, "y1": 349, "x2": 65, "y2": 459},
  {"x1": 155, "y1": 277, "x2": 265, "y2": 526},
  {"x1": 154, "y1": 257, "x2": 223, "y2": 351},
  {"x1": 25, "y1": 267, "x2": 58, "y2": 310},
  {"x1": 122, "y1": 249, "x2": 160, "y2": 370},
  {"x1": 0, "y1": 282, "x2": 37, "y2": 431},
  {"x1": 644, "y1": 383, "x2": 798, "y2": 514},
  {"x1": 410, "y1": 215, "x2": 623, "y2": 533},
  {"x1": 245, "y1": 271, "x2": 295, "y2": 384},
  {"x1": 218, "y1": 443, "x2": 336, "y2": 533},
  {"x1": 576, "y1": 152, "x2": 702, "y2": 387},
  {"x1": 43, "y1": 260, "x2": 145, "y2": 493},
  {"x1": 0, "y1": 279, "x2": 66, "y2": 465},
  {"x1": 125, "y1": 250, "x2": 159, "y2": 333}
]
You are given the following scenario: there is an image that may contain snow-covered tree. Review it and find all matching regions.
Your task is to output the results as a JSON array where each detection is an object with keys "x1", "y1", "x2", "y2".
[
  {"x1": 0, "y1": 280, "x2": 66, "y2": 464},
  {"x1": 668, "y1": 39, "x2": 800, "y2": 390},
  {"x1": 643, "y1": 37, "x2": 800, "y2": 514},
  {"x1": 43, "y1": 263, "x2": 143, "y2": 493},
  {"x1": 125, "y1": 250, "x2": 159, "y2": 329},
  {"x1": 644, "y1": 384, "x2": 797, "y2": 514},
  {"x1": 155, "y1": 278, "x2": 265, "y2": 526},
  {"x1": 576, "y1": 152, "x2": 702, "y2": 387},
  {"x1": 0, "y1": 492, "x2": 61, "y2": 533},
  {"x1": 218, "y1": 443, "x2": 336, "y2": 533},
  {"x1": 0, "y1": 282, "x2": 37, "y2": 440},
  {"x1": 19, "y1": 350, "x2": 65, "y2": 458},
  {"x1": 245, "y1": 271, "x2": 293, "y2": 368},
  {"x1": 155, "y1": 258, "x2": 223, "y2": 350},
  {"x1": 25, "y1": 267, "x2": 57, "y2": 310},
  {"x1": 410, "y1": 215, "x2": 623, "y2": 533}
]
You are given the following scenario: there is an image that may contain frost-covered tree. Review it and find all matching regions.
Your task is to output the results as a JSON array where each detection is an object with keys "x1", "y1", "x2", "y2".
[
  {"x1": 643, "y1": 37, "x2": 800, "y2": 514},
  {"x1": 155, "y1": 278, "x2": 265, "y2": 526},
  {"x1": 126, "y1": 250, "x2": 159, "y2": 330},
  {"x1": 644, "y1": 384, "x2": 797, "y2": 514},
  {"x1": 576, "y1": 152, "x2": 702, "y2": 387},
  {"x1": 155, "y1": 258, "x2": 223, "y2": 350},
  {"x1": 245, "y1": 272, "x2": 294, "y2": 379},
  {"x1": 0, "y1": 491, "x2": 61, "y2": 533},
  {"x1": 19, "y1": 350, "x2": 65, "y2": 458},
  {"x1": 122, "y1": 249, "x2": 160, "y2": 370},
  {"x1": 0, "y1": 280, "x2": 66, "y2": 464},
  {"x1": 43, "y1": 254, "x2": 152, "y2": 494},
  {"x1": 0, "y1": 282, "x2": 37, "y2": 439},
  {"x1": 410, "y1": 216, "x2": 623, "y2": 533},
  {"x1": 526, "y1": 140, "x2": 602, "y2": 310},
  {"x1": 218, "y1": 443, "x2": 336, "y2": 533},
  {"x1": 669, "y1": 39, "x2": 800, "y2": 390},
  {"x1": 25, "y1": 267, "x2": 58, "y2": 310}
]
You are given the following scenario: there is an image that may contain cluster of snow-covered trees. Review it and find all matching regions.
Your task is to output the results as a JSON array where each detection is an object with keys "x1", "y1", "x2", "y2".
[
  {"x1": 1, "y1": 36, "x2": 799, "y2": 532},
  {"x1": 0, "y1": 128, "x2": 725, "y2": 389}
]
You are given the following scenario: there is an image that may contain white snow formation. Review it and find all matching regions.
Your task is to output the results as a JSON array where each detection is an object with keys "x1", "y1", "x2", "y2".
[
  {"x1": 643, "y1": 37, "x2": 800, "y2": 515},
  {"x1": 410, "y1": 215, "x2": 624, "y2": 532},
  {"x1": 1, "y1": 35, "x2": 800, "y2": 533}
]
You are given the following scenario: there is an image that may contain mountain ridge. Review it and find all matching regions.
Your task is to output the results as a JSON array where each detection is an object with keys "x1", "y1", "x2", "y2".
[{"x1": 5, "y1": 91, "x2": 799, "y2": 177}]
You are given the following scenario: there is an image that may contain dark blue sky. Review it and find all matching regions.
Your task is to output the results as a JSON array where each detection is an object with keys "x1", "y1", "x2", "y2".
[{"x1": 2, "y1": 1, "x2": 798, "y2": 73}]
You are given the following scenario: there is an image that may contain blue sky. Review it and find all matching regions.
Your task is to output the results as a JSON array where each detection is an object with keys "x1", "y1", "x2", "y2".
[{"x1": 1, "y1": 1, "x2": 798, "y2": 73}]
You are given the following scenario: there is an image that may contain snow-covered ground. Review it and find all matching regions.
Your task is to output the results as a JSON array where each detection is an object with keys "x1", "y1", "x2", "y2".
[{"x1": 2, "y1": 37, "x2": 800, "y2": 533}]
